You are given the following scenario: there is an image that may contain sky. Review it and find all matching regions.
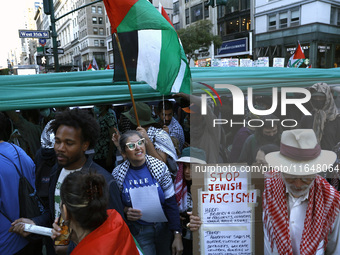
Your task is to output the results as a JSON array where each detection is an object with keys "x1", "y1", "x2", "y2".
[{"x1": 0, "y1": 0, "x2": 35, "y2": 68}]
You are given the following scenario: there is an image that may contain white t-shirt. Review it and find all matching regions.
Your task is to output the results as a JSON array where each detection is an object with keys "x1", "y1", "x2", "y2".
[{"x1": 54, "y1": 168, "x2": 82, "y2": 219}]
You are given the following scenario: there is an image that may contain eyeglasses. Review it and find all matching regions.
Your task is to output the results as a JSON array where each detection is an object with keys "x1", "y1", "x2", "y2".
[
  {"x1": 126, "y1": 138, "x2": 145, "y2": 150},
  {"x1": 282, "y1": 173, "x2": 316, "y2": 184}
]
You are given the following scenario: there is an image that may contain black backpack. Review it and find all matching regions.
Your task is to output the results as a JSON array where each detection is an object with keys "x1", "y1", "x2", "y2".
[{"x1": 0, "y1": 143, "x2": 45, "y2": 222}]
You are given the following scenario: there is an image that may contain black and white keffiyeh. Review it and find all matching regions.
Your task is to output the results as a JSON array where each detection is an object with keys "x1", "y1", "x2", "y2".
[
  {"x1": 168, "y1": 118, "x2": 185, "y2": 151},
  {"x1": 112, "y1": 154, "x2": 174, "y2": 199},
  {"x1": 147, "y1": 126, "x2": 178, "y2": 161}
]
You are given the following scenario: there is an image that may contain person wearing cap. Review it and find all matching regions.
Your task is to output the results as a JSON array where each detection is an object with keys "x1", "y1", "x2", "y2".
[
  {"x1": 300, "y1": 82, "x2": 340, "y2": 150},
  {"x1": 263, "y1": 129, "x2": 340, "y2": 255},
  {"x1": 174, "y1": 147, "x2": 206, "y2": 255},
  {"x1": 117, "y1": 102, "x2": 178, "y2": 176}
]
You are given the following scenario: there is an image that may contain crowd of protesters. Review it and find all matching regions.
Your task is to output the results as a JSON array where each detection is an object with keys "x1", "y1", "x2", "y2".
[{"x1": 2, "y1": 82, "x2": 340, "y2": 255}]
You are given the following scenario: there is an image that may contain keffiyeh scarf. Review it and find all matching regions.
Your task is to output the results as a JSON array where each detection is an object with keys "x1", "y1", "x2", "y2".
[
  {"x1": 112, "y1": 154, "x2": 174, "y2": 199},
  {"x1": 174, "y1": 163, "x2": 192, "y2": 213},
  {"x1": 310, "y1": 83, "x2": 339, "y2": 143},
  {"x1": 263, "y1": 172, "x2": 340, "y2": 255}
]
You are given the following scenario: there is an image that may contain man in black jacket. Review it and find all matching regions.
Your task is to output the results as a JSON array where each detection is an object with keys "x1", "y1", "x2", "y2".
[{"x1": 10, "y1": 109, "x2": 124, "y2": 255}]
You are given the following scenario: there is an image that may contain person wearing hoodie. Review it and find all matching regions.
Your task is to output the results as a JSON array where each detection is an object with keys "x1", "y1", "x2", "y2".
[{"x1": 300, "y1": 82, "x2": 340, "y2": 150}]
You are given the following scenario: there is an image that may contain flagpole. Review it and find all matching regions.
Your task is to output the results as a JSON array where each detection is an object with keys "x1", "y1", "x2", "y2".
[{"x1": 114, "y1": 33, "x2": 140, "y2": 127}]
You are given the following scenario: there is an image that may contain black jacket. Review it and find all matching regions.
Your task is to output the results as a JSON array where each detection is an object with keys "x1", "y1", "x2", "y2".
[{"x1": 32, "y1": 157, "x2": 124, "y2": 227}]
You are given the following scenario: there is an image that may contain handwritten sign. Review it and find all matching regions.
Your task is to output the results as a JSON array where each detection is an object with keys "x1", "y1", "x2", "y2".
[
  {"x1": 240, "y1": 59, "x2": 253, "y2": 67},
  {"x1": 204, "y1": 228, "x2": 252, "y2": 255},
  {"x1": 201, "y1": 191, "x2": 256, "y2": 224},
  {"x1": 198, "y1": 164, "x2": 256, "y2": 254},
  {"x1": 273, "y1": 58, "x2": 285, "y2": 67},
  {"x1": 206, "y1": 170, "x2": 248, "y2": 191}
]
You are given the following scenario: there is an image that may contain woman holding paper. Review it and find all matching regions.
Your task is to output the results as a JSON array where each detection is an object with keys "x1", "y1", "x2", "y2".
[
  {"x1": 112, "y1": 130, "x2": 183, "y2": 255},
  {"x1": 51, "y1": 171, "x2": 140, "y2": 255}
]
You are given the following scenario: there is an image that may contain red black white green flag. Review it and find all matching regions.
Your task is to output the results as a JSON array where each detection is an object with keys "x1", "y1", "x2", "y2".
[
  {"x1": 103, "y1": 0, "x2": 191, "y2": 95},
  {"x1": 287, "y1": 42, "x2": 305, "y2": 68}
]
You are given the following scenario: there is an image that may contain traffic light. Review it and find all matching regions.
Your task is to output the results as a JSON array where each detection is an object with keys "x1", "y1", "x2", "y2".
[{"x1": 43, "y1": 0, "x2": 51, "y2": 15}]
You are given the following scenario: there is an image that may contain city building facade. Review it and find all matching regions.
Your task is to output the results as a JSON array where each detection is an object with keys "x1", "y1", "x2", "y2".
[{"x1": 254, "y1": 0, "x2": 340, "y2": 68}]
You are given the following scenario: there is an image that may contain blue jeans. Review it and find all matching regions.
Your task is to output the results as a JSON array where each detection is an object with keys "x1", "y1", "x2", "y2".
[{"x1": 132, "y1": 222, "x2": 172, "y2": 255}]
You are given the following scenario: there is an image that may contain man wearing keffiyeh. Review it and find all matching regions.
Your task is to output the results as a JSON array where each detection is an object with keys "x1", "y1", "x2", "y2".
[{"x1": 263, "y1": 129, "x2": 340, "y2": 255}]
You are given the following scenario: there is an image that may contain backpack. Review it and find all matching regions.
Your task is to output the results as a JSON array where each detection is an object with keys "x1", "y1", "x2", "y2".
[{"x1": 0, "y1": 143, "x2": 45, "y2": 221}]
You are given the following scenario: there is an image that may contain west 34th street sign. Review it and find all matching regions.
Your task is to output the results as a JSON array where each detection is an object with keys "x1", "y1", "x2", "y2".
[{"x1": 19, "y1": 30, "x2": 50, "y2": 39}]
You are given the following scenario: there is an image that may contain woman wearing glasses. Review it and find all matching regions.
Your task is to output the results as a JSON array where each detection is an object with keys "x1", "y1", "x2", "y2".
[{"x1": 112, "y1": 130, "x2": 183, "y2": 255}]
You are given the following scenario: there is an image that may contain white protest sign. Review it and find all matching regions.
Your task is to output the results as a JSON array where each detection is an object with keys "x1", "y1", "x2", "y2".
[
  {"x1": 204, "y1": 227, "x2": 252, "y2": 255},
  {"x1": 273, "y1": 58, "x2": 285, "y2": 67}
]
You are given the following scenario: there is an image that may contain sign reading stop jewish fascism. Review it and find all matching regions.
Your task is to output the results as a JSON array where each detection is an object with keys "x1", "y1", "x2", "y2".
[
  {"x1": 19, "y1": 30, "x2": 50, "y2": 39},
  {"x1": 198, "y1": 165, "x2": 257, "y2": 255}
]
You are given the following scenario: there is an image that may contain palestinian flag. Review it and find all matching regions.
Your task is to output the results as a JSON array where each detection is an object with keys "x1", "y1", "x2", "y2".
[
  {"x1": 87, "y1": 63, "x2": 95, "y2": 71},
  {"x1": 103, "y1": 0, "x2": 191, "y2": 95},
  {"x1": 287, "y1": 42, "x2": 305, "y2": 68}
]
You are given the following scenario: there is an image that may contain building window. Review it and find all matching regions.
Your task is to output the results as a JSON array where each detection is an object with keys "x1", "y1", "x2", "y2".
[
  {"x1": 173, "y1": 1, "x2": 179, "y2": 15},
  {"x1": 100, "y1": 40, "x2": 104, "y2": 46},
  {"x1": 92, "y1": 6, "x2": 96, "y2": 13},
  {"x1": 330, "y1": 7, "x2": 340, "y2": 26},
  {"x1": 240, "y1": 0, "x2": 250, "y2": 10},
  {"x1": 185, "y1": 8, "x2": 189, "y2": 25},
  {"x1": 174, "y1": 22, "x2": 180, "y2": 30},
  {"x1": 279, "y1": 12, "x2": 288, "y2": 28},
  {"x1": 108, "y1": 41, "x2": 112, "y2": 50},
  {"x1": 226, "y1": 18, "x2": 239, "y2": 34},
  {"x1": 268, "y1": 15, "x2": 276, "y2": 31},
  {"x1": 99, "y1": 17, "x2": 103, "y2": 24},
  {"x1": 217, "y1": 5, "x2": 225, "y2": 19},
  {"x1": 226, "y1": 0, "x2": 239, "y2": 14},
  {"x1": 92, "y1": 17, "x2": 97, "y2": 24},
  {"x1": 204, "y1": 4, "x2": 209, "y2": 18},
  {"x1": 93, "y1": 27, "x2": 98, "y2": 34},
  {"x1": 94, "y1": 40, "x2": 99, "y2": 46},
  {"x1": 98, "y1": 6, "x2": 102, "y2": 14},
  {"x1": 290, "y1": 8, "x2": 300, "y2": 27},
  {"x1": 99, "y1": 28, "x2": 104, "y2": 35},
  {"x1": 268, "y1": 8, "x2": 299, "y2": 31},
  {"x1": 241, "y1": 15, "x2": 250, "y2": 31},
  {"x1": 191, "y1": 4, "x2": 203, "y2": 23}
]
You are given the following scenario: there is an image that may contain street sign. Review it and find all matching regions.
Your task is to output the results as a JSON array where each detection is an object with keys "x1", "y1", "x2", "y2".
[
  {"x1": 39, "y1": 38, "x2": 47, "y2": 46},
  {"x1": 19, "y1": 30, "x2": 50, "y2": 39},
  {"x1": 44, "y1": 48, "x2": 64, "y2": 55}
]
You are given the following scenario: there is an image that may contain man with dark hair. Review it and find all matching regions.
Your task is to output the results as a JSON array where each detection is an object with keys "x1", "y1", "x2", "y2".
[
  {"x1": 10, "y1": 109, "x2": 124, "y2": 254},
  {"x1": 157, "y1": 100, "x2": 185, "y2": 152},
  {"x1": 0, "y1": 112, "x2": 41, "y2": 254}
]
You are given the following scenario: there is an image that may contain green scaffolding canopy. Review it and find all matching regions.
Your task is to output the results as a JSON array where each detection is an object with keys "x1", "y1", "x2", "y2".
[{"x1": 1, "y1": 67, "x2": 340, "y2": 111}]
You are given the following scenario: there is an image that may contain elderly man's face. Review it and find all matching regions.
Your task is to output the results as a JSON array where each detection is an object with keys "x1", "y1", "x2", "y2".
[{"x1": 282, "y1": 173, "x2": 316, "y2": 198}]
